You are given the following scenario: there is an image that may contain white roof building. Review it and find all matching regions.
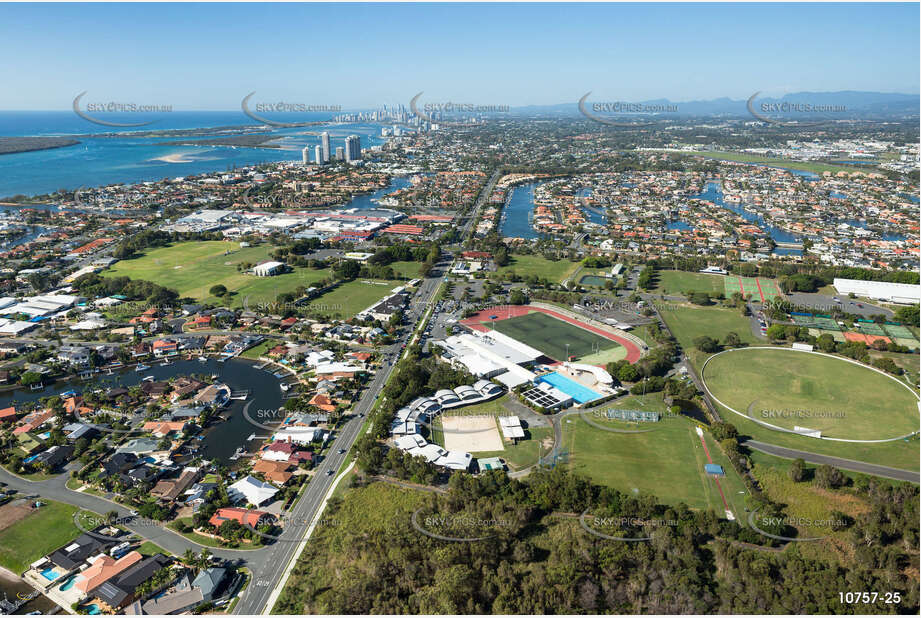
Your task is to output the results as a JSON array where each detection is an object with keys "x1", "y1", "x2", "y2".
[
  {"x1": 832, "y1": 278, "x2": 920, "y2": 304},
  {"x1": 228, "y1": 475, "x2": 278, "y2": 506}
]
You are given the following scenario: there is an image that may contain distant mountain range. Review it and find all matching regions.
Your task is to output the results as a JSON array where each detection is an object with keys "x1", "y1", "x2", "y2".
[{"x1": 512, "y1": 91, "x2": 919, "y2": 118}]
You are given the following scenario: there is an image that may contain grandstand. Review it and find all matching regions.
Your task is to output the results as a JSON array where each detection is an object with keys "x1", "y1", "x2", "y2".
[{"x1": 605, "y1": 409, "x2": 660, "y2": 422}]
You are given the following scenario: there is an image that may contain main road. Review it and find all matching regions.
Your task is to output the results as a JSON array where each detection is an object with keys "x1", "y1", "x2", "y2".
[{"x1": 232, "y1": 254, "x2": 452, "y2": 614}]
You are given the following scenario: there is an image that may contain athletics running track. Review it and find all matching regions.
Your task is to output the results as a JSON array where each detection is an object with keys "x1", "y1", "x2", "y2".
[{"x1": 461, "y1": 305, "x2": 643, "y2": 363}]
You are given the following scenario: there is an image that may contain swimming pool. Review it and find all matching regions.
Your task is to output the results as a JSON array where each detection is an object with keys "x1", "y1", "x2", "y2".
[
  {"x1": 537, "y1": 372, "x2": 602, "y2": 404},
  {"x1": 40, "y1": 566, "x2": 61, "y2": 581},
  {"x1": 578, "y1": 275, "x2": 609, "y2": 287},
  {"x1": 23, "y1": 454, "x2": 40, "y2": 464},
  {"x1": 82, "y1": 603, "x2": 101, "y2": 615},
  {"x1": 58, "y1": 574, "x2": 78, "y2": 591}
]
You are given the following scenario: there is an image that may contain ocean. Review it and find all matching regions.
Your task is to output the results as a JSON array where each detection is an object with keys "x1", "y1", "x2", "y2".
[{"x1": 0, "y1": 111, "x2": 387, "y2": 199}]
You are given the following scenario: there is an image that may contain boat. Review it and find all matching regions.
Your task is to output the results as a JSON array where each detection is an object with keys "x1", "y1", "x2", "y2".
[
  {"x1": 198, "y1": 356, "x2": 207, "y2": 362},
  {"x1": 279, "y1": 382, "x2": 290, "y2": 392},
  {"x1": 135, "y1": 364, "x2": 150, "y2": 372},
  {"x1": 142, "y1": 375, "x2": 155, "y2": 382}
]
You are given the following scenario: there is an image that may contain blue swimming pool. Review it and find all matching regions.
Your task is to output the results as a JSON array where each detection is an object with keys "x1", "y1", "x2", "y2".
[
  {"x1": 59, "y1": 574, "x2": 77, "y2": 591},
  {"x1": 83, "y1": 603, "x2": 101, "y2": 615},
  {"x1": 23, "y1": 454, "x2": 39, "y2": 464},
  {"x1": 39, "y1": 566, "x2": 62, "y2": 581},
  {"x1": 537, "y1": 372, "x2": 602, "y2": 404}
]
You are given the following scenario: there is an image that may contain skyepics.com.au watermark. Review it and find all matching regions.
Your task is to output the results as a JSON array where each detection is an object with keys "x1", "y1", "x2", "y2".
[
  {"x1": 241, "y1": 92, "x2": 341, "y2": 127},
  {"x1": 411, "y1": 507, "x2": 513, "y2": 542},
  {"x1": 579, "y1": 92, "x2": 679, "y2": 127},
  {"x1": 747, "y1": 506, "x2": 832, "y2": 542},
  {"x1": 242, "y1": 513, "x2": 342, "y2": 544},
  {"x1": 409, "y1": 92, "x2": 509, "y2": 126},
  {"x1": 746, "y1": 91, "x2": 849, "y2": 127},
  {"x1": 760, "y1": 408, "x2": 845, "y2": 420},
  {"x1": 73, "y1": 91, "x2": 171, "y2": 128},
  {"x1": 580, "y1": 510, "x2": 678, "y2": 541},
  {"x1": 758, "y1": 515, "x2": 847, "y2": 529}
]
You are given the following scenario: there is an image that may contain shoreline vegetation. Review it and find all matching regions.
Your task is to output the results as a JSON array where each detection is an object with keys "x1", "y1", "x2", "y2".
[{"x1": 0, "y1": 136, "x2": 79, "y2": 156}]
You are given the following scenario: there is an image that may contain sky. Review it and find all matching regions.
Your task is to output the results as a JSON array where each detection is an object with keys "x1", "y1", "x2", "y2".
[{"x1": 0, "y1": 2, "x2": 918, "y2": 110}]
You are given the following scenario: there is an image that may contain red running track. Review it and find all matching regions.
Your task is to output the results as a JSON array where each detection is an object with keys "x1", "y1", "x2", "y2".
[
  {"x1": 460, "y1": 305, "x2": 643, "y2": 363},
  {"x1": 697, "y1": 430, "x2": 731, "y2": 514}
]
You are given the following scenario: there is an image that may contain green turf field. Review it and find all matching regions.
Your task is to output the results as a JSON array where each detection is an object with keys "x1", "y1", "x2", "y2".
[
  {"x1": 654, "y1": 270, "x2": 725, "y2": 295},
  {"x1": 494, "y1": 254, "x2": 581, "y2": 282},
  {"x1": 300, "y1": 279, "x2": 400, "y2": 319},
  {"x1": 723, "y1": 275, "x2": 782, "y2": 302},
  {"x1": 703, "y1": 348, "x2": 919, "y2": 440},
  {"x1": 484, "y1": 311, "x2": 620, "y2": 361},
  {"x1": 564, "y1": 410, "x2": 748, "y2": 516},
  {"x1": 104, "y1": 241, "x2": 332, "y2": 307},
  {"x1": 658, "y1": 303, "x2": 758, "y2": 355}
]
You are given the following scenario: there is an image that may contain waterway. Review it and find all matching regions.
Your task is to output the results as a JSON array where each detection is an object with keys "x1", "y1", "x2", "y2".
[
  {"x1": 0, "y1": 111, "x2": 387, "y2": 199},
  {"x1": 499, "y1": 182, "x2": 543, "y2": 239},
  {"x1": 0, "y1": 357, "x2": 285, "y2": 464},
  {"x1": 694, "y1": 182, "x2": 803, "y2": 256}
]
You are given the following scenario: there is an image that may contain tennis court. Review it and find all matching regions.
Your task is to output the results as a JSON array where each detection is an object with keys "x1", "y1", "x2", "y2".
[
  {"x1": 723, "y1": 276, "x2": 783, "y2": 303},
  {"x1": 883, "y1": 324, "x2": 915, "y2": 339},
  {"x1": 856, "y1": 321, "x2": 887, "y2": 336}
]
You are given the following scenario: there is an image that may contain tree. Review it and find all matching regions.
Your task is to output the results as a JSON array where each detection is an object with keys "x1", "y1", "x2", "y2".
[
  {"x1": 693, "y1": 336, "x2": 720, "y2": 353},
  {"x1": 765, "y1": 324, "x2": 786, "y2": 340},
  {"x1": 814, "y1": 464, "x2": 845, "y2": 489},
  {"x1": 723, "y1": 331, "x2": 741, "y2": 348},
  {"x1": 209, "y1": 284, "x2": 228, "y2": 297},
  {"x1": 789, "y1": 458, "x2": 806, "y2": 482}
]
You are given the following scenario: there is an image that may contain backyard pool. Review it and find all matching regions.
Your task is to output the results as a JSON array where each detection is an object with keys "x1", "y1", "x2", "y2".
[
  {"x1": 59, "y1": 574, "x2": 77, "y2": 591},
  {"x1": 39, "y1": 566, "x2": 61, "y2": 581}
]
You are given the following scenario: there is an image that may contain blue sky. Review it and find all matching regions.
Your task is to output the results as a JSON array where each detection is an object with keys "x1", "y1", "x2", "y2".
[{"x1": 1, "y1": 2, "x2": 918, "y2": 110}]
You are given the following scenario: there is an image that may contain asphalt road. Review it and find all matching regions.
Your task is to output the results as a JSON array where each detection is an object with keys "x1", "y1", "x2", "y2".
[
  {"x1": 0, "y1": 465, "x2": 244, "y2": 562},
  {"x1": 743, "y1": 440, "x2": 919, "y2": 483},
  {"x1": 232, "y1": 255, "x2": 451, "y2": 615}
]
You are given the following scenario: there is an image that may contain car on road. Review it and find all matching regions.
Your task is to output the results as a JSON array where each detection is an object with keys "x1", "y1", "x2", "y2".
[
  {"x1": 326, "y1": 469, "x2": 334, "y2": 476},
  {"x1": 338, "y1": 448, "x2": 346, "y2": 454}
]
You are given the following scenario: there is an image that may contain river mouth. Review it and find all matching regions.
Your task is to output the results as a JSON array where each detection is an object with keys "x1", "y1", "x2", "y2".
[{"x1": 0, "y1": 357, "x2": 286, "y2": 465}]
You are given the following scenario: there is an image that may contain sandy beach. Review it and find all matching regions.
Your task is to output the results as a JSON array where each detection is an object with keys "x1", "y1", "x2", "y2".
[{"x1": 151, "y1": 152, "x2": 195, "y2": 163}]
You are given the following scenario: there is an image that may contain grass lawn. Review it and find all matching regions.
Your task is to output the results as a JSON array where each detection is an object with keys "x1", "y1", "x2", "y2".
[
  {"x1": 495, "y1": 254, "x2": 581, "y2": 283},
  {"x1": 0, "y1": 501, "x2": 94, "y2": 573},
  {"x1": 137, "y1": 540, "x2": 171, "y2": 557},
  {"x1": 240, "y1": 340, "x2": 273, "y2": 360},
  {"x1": 300, "y1": 279, "x2": 400, "y2": 319},
  {"x1": 105, "y1": 240, "x2": 332, "y2": 307},
  {"x1": 702, "y1": 348, "x2": 919, "y2": 440},
  {"x1": 680, "y1": 150, "x2": 858, "y2": 175},
  {"x1": 389, "y1": 261, "x2": 425, "y2": 279},
  {"x1": 659, "y1": 302, "x2": 758, "y2": 353},
  {"x1": 729, "y1": 402, "x2": 920, "y2": 471},
  {"x1": 654, "y1": 270, "x2": 725, "y2": 296},
  {"x1": 563, "y1": 411, "x2": 748, "y2": 517},
  {"x1": 484, "y1": 310, "x2": 621, "y2": 361}
]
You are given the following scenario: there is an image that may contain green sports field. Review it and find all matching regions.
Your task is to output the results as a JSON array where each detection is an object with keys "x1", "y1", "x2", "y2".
[
  {"x1": 494, "y1": 254, "x2": 581, "y2": 283},
  {"x1": 483, "y1": 311, "x2": 621, "y2": 362},
  {"x1": 654, "y1": 270, "x2": 725, "y2": 295},
  {"x1": 105, "y1": 241, "x2": 332, "y2": 307},
  {"x1": 564, "y1": 409, "x2": 748, "y2": 515},
  {"x1": 702, "y1": 348, "x2": 919, "y2": 440},
  {"x1": 723, "y1": 275, "x2": 783, "y2": 303}
]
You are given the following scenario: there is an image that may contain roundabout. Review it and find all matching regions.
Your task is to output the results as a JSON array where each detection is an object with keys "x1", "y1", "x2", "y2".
[{"x1": 700, "y1": 347, "x2": 920, "y2": 443}]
